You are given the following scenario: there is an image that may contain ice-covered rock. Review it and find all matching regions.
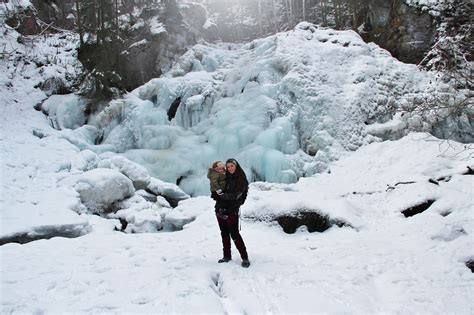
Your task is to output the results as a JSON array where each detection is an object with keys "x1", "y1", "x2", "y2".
[
  {"x1": 108, "y1": 195, "x2": 164, "y2": 233},
  {"x1": 62, "y1": 168, "x2": 135, "y2": 214},
  {"x1": 162, "y1": 196, "x2": 212, "y2": 231},
  {"x1": 58, "y1": 125, "x2": 115, "y2": 154},
  {"x1": 41, "y1": 94, "x2": 87, "y2": 130},
  {"x1": 70, "y1": 149, "x2": 100, "y2": 172},
  {"x1": 136, "y1": 189, "x2": 158, "y2": 202},
  {"x1": 147, "y1": 177, "x2": 190, "y2": 205},
  {"x1": 99, "y1": 155, "x2": 151, "y2": 190}
]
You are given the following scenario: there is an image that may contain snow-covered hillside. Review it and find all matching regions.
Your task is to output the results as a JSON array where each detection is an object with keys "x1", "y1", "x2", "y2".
[{"x1": 1, "y1": 3, "x2": 473, "y2": 313}]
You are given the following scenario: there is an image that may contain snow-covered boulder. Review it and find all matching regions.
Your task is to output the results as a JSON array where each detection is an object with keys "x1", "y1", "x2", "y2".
[
  {"x1": 62, "y1": 168, "x2": 135, "y2": 214},
  {"x1": 162, "y1": 196, "x2": 212, "y2": 231},
  {"x1": 58, "y1": 125, "x2": 115, "y2": 154},
  {"x1": 147, "y1": 177, "x2": 190, "y2": 206},
  {"x1": 99, "y1": 155, "x2": 151, "y2": 190},
  {"x1": 136, "y1": 189, "x2": 158, "y2": 202},
  {"x1": 70, "y1": 149, "x2": 100, "y2": 172},
  {"x1": 38, "y1": 76, "x2": 71, "y2": 96},
  {"x1": 41, "y1": 94, "x2": 87, "y2": 130},
  {"x1": 109, "y1": 195, "x2": 164, "y2": 233}
]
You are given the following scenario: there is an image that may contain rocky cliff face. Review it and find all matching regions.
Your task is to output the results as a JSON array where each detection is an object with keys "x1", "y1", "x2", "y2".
[
  {"x1": 77, "y1": 9, "x2": 195, "y2": 96},
  {"x1": 6, "y1": 1, "x2": 209, "y2": 98},
  {"x1": 76, "y1": 2, "x2": 218, "y2": 98},
  {"x1": 360, "y1": 0, "x2": 436, "y2": 64},
  {"x1": 76, "y1": 5, "x2": 199, "y2": 98}
]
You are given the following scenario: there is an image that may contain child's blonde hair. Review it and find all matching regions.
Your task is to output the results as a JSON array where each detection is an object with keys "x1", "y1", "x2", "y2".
[{"x1": 211, "y1": 161, "x2": 225, "y2": 169}]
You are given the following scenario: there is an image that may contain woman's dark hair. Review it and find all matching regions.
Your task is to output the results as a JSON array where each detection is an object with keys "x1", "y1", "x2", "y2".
[{"x1": 226, "y1": 158, "x2": 248, "y2": 192}]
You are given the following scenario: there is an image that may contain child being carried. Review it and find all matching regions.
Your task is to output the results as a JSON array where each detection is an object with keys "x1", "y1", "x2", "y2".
[{"x1": 207, "y1": 161, "x2": 227, "y2": 217}]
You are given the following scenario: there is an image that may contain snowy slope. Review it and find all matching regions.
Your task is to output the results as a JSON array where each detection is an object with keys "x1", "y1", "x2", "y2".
[{"x1": 0, "y1": 15, "x2": 89, "y2": 240}]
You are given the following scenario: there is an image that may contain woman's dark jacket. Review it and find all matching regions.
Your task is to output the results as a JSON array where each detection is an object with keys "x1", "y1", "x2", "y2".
[{"x1": 212, "y1": 161, "x2": 248, "y2": 212}]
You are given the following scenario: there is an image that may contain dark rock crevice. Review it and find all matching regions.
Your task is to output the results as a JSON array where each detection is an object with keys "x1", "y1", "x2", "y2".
[
  {"x1": 276, "y1": 211, "x2": 348, "y2": 234},
  {"x1": 465, "y1": 260, "x2": 474, "y2": 273},
  {"x1": 167, "y1": 97, "x2": 182, "y2": 121},
  {"x1": 0, "y1": 223, "x2": 90, "y2": 246},
  {"x1": 401, "y1": 200, "x2": 436, "y2": 217},
  {"x1": 464, "y1": 166, "x2": 473, "y2": 175}
]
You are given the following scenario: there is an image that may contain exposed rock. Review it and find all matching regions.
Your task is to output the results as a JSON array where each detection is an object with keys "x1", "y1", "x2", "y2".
[
  {"x1": 360, "y1": 0, "x2": 436, "y2": 64},
  {"x1": 5, "y1": 1, "x2": 75, "y2": 36},
  {"x1": 464, "y1": 166, "x2": 474, "y2": 175},
  {"x1": 77, "y1": 4, "x2": 198, "y2": 97},
  {"x1": 180, "y1": 2, "x2": 219, "y2": 43},
  {"x1": 466, "y1": 260, "x2": 474, "y2": 273},
  {"x1": 37, "y1": 77, "x2": 72, "y2": 96},
  {"x1": 276, "y1": 211, "x2": 347, "y2": 234},
  {"x1": 167, "y1": 97, "x2": 181, "y2": 121},
  {"x1": 5, "y1": 7, "x2": 41, "y2": 35},
  {"x1": 401, "y1": 199, "x2": 436, "y2": 217},
  {"x1": 31, "y1": 0, "x2": 76, "y2": 30}
]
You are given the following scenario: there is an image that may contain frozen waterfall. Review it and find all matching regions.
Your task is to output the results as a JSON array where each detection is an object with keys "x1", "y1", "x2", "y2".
[{"x1": 80, "y1": 22, "x2": 443, "y2": 196}]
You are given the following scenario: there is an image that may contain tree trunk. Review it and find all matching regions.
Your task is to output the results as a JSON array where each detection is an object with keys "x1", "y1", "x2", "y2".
[
  {"x1": 303, "y1": 0, "x2": 306, "y2": 21},
  {"x1": 75, "y1": 0, "x2": 84, "y2": 45}
]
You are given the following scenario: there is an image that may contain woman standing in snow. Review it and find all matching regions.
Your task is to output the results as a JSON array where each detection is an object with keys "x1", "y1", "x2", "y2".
[{"x1": 212, "y1": 158, "x2": 250, "y2": 268}]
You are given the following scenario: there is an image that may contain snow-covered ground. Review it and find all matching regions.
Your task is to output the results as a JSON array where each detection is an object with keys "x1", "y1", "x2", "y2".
[
  {"x1": 1, "y1": 4, "x2": 473, "y2": 313},
  {"x1": 1, "y1": 129, "x2": 473, "y2": 313}
]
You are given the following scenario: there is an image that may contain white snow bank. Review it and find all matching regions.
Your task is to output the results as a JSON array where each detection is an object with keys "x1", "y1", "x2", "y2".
[
  {"x1": 241, "y1": 133, "x2": 473, "y2": 230},
  {"x1": 0, "y1": 186, "x2": 89, "y2": 241}
]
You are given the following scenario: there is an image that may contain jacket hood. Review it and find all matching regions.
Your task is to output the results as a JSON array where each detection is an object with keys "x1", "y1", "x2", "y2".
[{"x1": 207, "y1": 168, "x2": 214, "y2": 179}]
